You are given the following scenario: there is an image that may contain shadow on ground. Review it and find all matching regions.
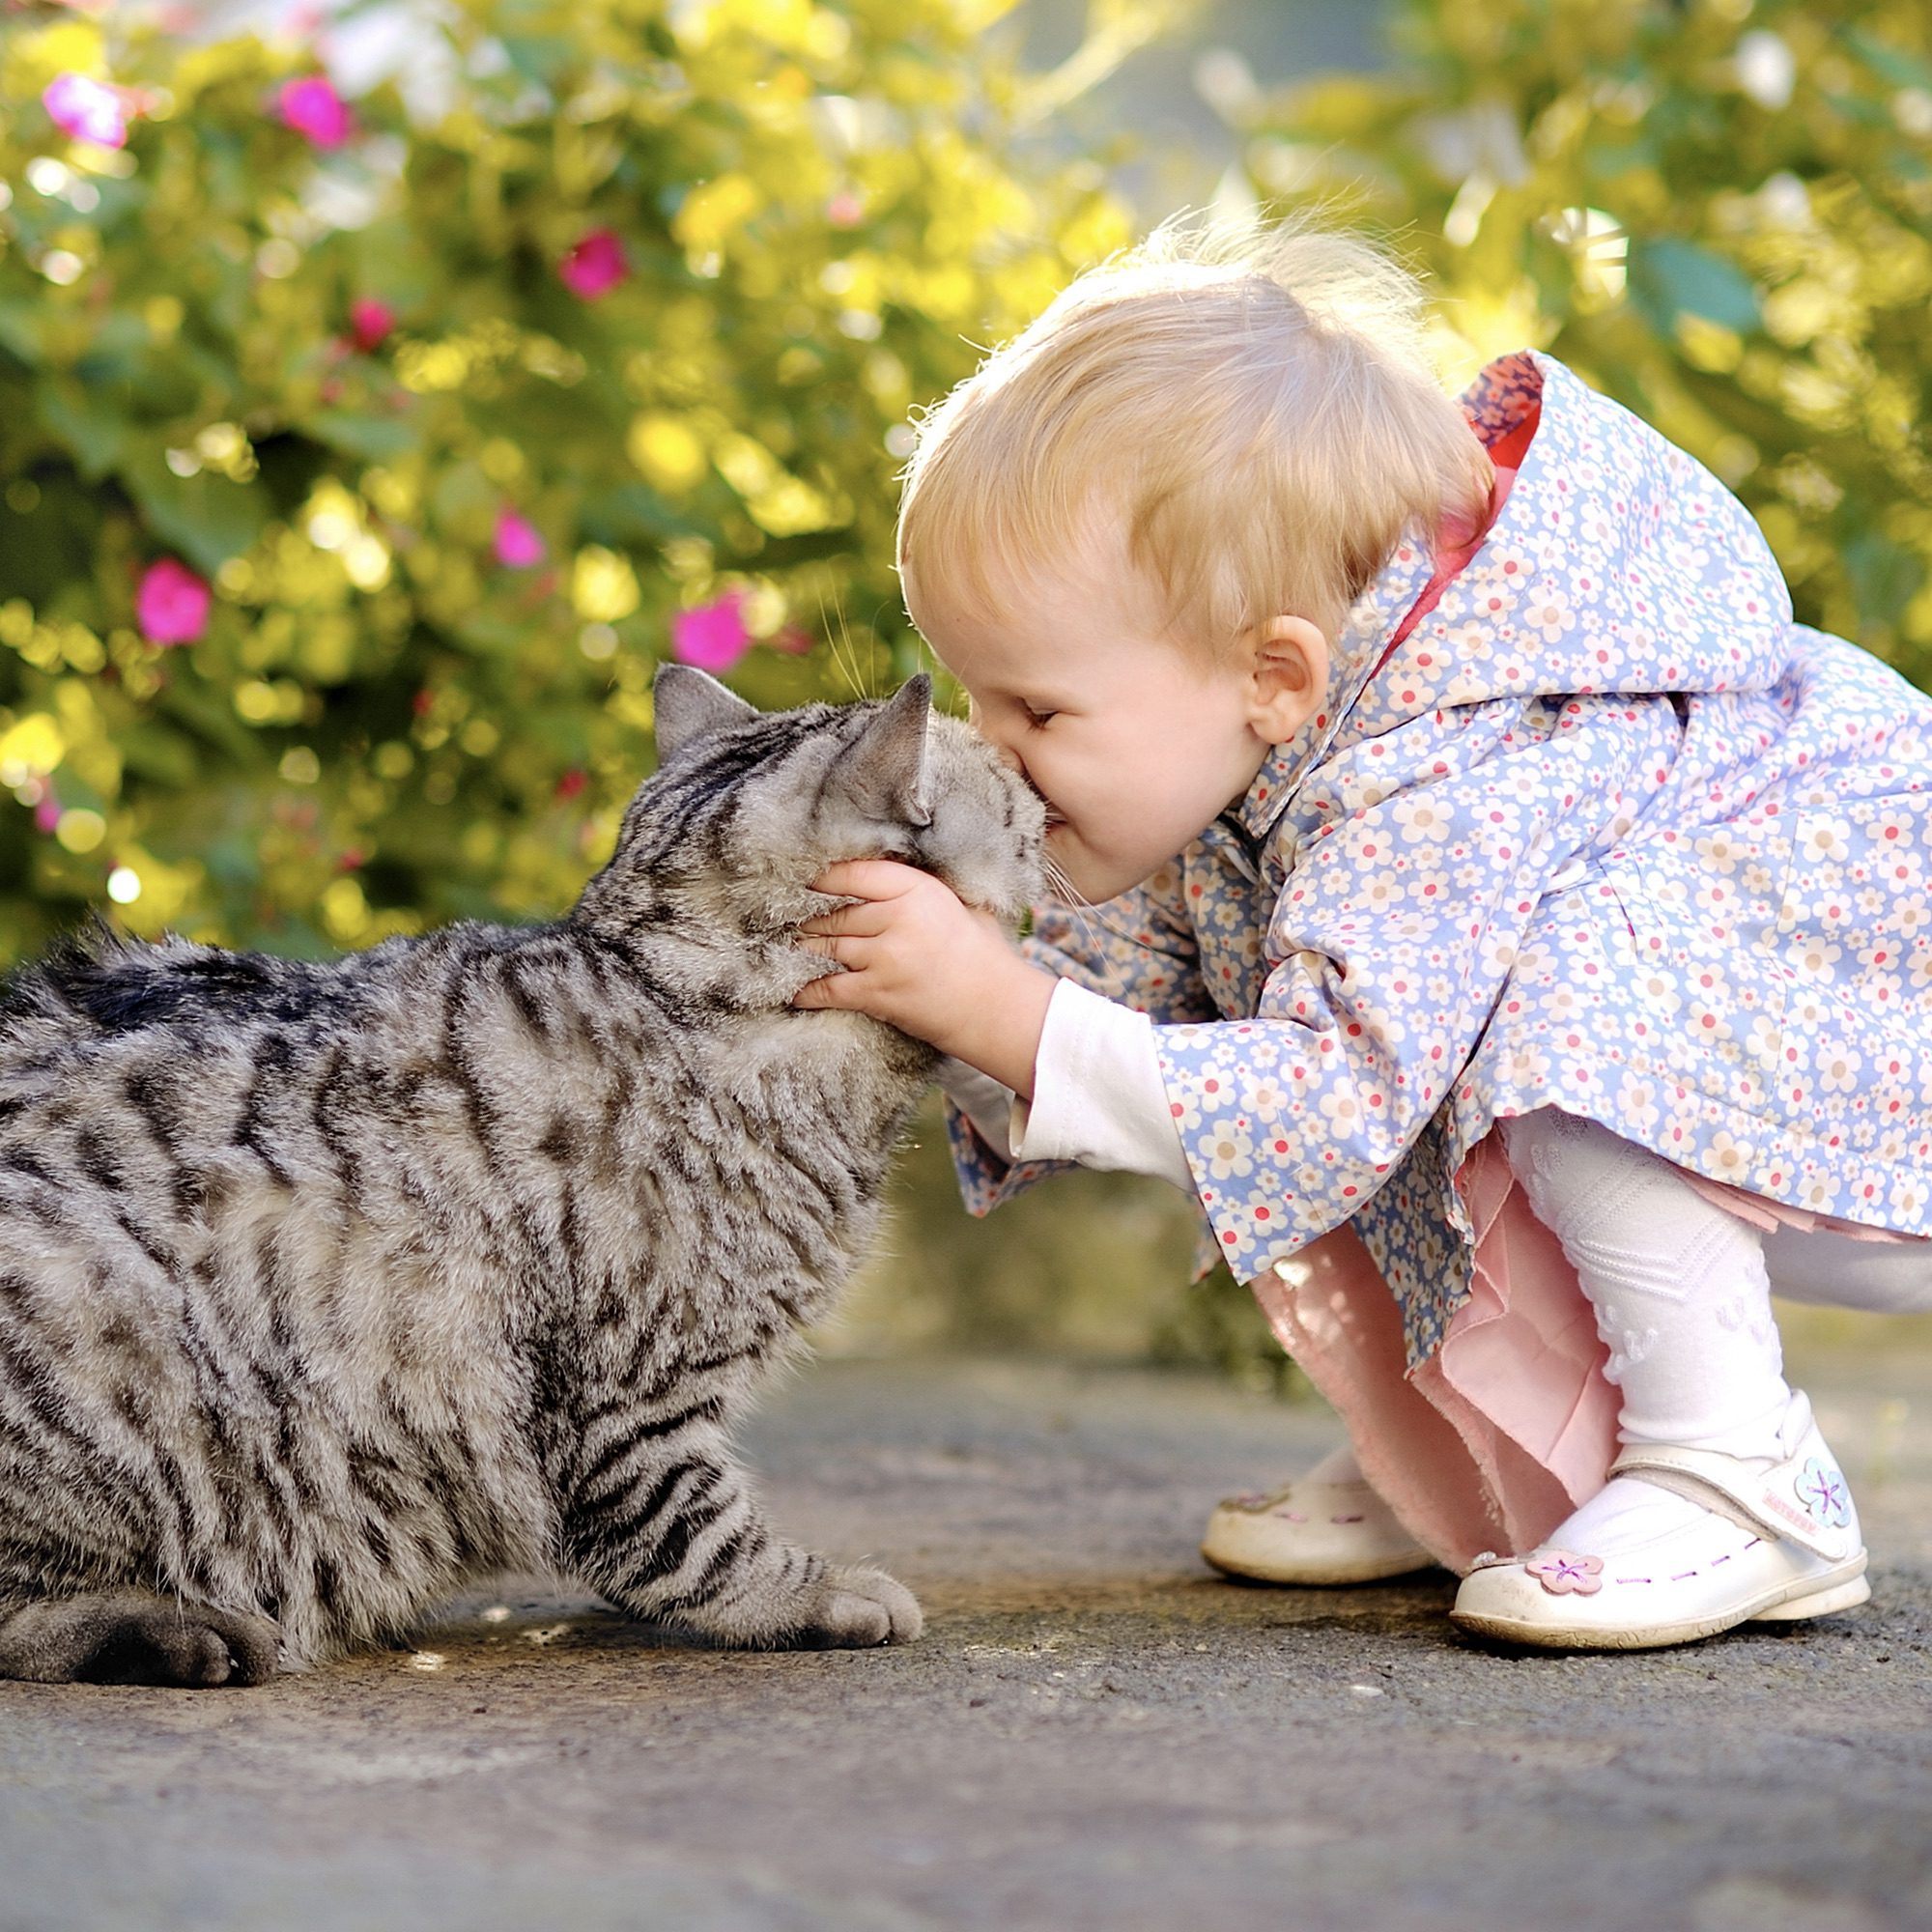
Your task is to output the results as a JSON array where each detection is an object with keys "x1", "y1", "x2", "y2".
[{"x1": 2, "y1": 1347, "x2": 1928, "y2": 1932}]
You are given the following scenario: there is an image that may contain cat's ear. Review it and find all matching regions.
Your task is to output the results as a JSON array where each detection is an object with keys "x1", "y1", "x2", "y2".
[
  {"x1": 838, "y1": 674, "x2": 933, "y2": 827},
  {"x1": 653, "y1": 664, "x2": 758, "y2": 760}
]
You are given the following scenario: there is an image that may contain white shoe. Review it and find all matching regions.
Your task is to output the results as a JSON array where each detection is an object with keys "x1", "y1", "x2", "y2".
[
  {"x1": 1201, "y1": 1443, "x2": 1434, "y2": 1585},
  {"x1": 1450, "y1": 1393, "x2": 1870, "y2": 1650}
]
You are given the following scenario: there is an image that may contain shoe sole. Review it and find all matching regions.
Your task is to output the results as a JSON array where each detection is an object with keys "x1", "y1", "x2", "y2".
[
  {"x1": 1448, "y1": 1555, "x2": 1870, "y2": 1651},
  {"x1": 1746, "y1": 1573, "x2": 1873, "y2": 1622},
  {"x1": 1200, "y1": 1543, "x2": 1436, "y2": 1586}
]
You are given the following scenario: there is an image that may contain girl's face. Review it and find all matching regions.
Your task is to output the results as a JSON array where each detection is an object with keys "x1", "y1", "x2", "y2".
[{"x1": 912, "y1": 531, "x2": 1286, "y2": 906}]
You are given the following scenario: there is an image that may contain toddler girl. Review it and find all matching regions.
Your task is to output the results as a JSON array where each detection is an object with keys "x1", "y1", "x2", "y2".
[{"x1": 791, "y1": 217, "x2": 1932, "y2": 1649}]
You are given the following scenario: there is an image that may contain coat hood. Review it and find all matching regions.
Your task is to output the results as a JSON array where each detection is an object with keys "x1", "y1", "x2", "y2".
[
  {"x1": 1229, "y1": 352, "x2": 1797, "y2": 840},
  {"x1": 1395, "y1": 352, "x2": 1793, "y2": 707}
]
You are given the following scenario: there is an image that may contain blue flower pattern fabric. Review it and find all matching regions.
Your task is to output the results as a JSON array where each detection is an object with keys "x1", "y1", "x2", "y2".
[{"x1": 948, "y1": 352, "x2": 1932, "y2": 1365}]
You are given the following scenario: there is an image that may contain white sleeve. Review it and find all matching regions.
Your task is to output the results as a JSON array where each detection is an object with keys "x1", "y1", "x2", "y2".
[
  {"x1": 1009, "y1": 980, "x2": 1195, "y2": 1191},
  {"x1": 935, "y1": 1055, "x2": 1021, "y2": 1155}
]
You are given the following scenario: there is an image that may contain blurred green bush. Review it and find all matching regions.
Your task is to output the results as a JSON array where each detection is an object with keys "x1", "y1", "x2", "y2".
[
  {"x1": 5, "y1": 0, "x2": 1929, "y2": 1378},
  {"x1": 0, "y1": 0, "x2": 1132, "y2": 958},
  {"x1": 1229, "y1": 0, "x2": 1932, "y2": 693}
]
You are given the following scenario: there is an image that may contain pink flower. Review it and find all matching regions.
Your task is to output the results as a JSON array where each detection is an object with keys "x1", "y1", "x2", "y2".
[
  {"x1": 494, "y1": 510, "x2": 546, "y2": 569},
  {"x1": 827, "y1": 191, "x2": 865, "y2": 230},
  {"x1": 558, "y1": 229, "x2": 629, "y2": 301},
  {"x1": 1524, "y1": 1549, "x2": 1605, "y2": 1597},
  {"x1": 772, "y1": 624, "x2": 813, "y2": 655},
  {"x1": 670, "y1": 591, "x2": 750, "y2": 673},
  {"x1": 135, "y1": 557, "x2": 211, "y2": 646},
  {"x1": 277, "y1": 75, "x2": 355, "y2": 150},
  {"x1": 349, "y1": 298, "x2": 394, "y2": 353},
  {"x1": 43, "y1": 72, "x2": 128, "y2": 149},
  {"x1": 33, "y1": 792, "x2": 61, "y2": 835}
]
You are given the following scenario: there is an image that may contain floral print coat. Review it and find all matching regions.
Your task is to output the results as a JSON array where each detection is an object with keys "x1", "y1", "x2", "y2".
[{"x1": 950, "y1": 351, "x2": 1932, "y2": 1365}]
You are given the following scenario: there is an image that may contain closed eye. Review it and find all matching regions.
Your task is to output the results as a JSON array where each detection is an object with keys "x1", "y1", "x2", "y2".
[{"x1": 1021, "y1": 702, "x2": 1058, "y2": 728}]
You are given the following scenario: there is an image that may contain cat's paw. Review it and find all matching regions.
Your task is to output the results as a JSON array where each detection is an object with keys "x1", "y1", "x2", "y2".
[
  {"x1": 85, "y1": 1602, "x2": 281, "y2": 1687},
  {"x1": 789, "y1": 1564, "x2": 923, "y2": 1648},
  {"x1": 0, "y1": 1592, "x2": 280, "y2": 1687}
]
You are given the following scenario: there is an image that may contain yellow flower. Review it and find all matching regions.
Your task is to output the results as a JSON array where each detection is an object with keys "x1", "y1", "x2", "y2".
[
  {"x1": 571, "y1": 547, "x2": 640, "y2": 623},
  {"x1": 627, "y1": 413, "x2": 709, "y2": 495}
]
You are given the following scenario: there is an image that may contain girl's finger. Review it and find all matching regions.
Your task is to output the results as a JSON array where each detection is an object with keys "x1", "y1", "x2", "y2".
[
  {"x1": 791, "y1": 972, "x2": 850, "y2": 1009},
  {"x1": 800, "y1": 902, "x2": 889, "y2": 938},
  {"x1": 810, "y1": 858, "x2": 924, "y2": 900},
  {"x1": 798, "y1": 933, "x2": 878, "y2": 969}
]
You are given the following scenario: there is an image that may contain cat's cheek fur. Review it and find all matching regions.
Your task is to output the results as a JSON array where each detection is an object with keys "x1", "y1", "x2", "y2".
[{"x1": 0, "y1": 680, "x2": 1038, "y2": 1684}]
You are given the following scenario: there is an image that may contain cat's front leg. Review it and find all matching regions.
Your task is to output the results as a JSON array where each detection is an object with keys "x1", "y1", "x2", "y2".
[{"x1": 560, "y1": 1442, "x2": 922, "y2": 1650}]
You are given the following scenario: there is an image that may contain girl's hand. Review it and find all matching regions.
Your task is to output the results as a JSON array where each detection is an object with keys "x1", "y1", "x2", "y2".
[{"x1": 791, "y1": 860, "x2": 1058, "y2": 1098}]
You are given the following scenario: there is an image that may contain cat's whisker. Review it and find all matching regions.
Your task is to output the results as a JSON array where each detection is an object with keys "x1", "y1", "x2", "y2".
[
  {"x1": 820, "y1": 590, "x2": 869, "y2": 701},
  {"x1": 812, "y1": 584, "x2": 848, "y2": 695},
  {"x1": 1035, "y1": 853, "x2": 1144, "y2": 1001}
]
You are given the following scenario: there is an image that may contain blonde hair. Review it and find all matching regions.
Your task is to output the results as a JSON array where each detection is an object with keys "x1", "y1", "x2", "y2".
[{"x1": 896, "y1": 213, "x2": 1492, "y2": 650}]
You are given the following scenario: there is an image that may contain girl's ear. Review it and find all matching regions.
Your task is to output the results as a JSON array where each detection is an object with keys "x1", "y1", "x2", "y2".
[{"x1": 1246, "y1": 617, "x2": 1330, "y2": 745}]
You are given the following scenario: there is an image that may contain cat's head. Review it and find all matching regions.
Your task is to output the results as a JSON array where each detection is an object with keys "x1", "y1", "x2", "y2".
[{"x1": 581, "y1": 668, "x2": 1044, "y2": 941}]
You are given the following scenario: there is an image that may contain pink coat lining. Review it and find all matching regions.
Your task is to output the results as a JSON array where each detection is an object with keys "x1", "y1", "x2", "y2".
[{"x1": 1251, "y1": 1128, "x2": 1918, "y2": 1575}]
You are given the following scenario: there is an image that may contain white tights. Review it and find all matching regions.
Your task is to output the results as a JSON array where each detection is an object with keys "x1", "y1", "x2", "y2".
[{"x1": 1500, "y1": 1108, "x2": 1932, "y2": 1457}]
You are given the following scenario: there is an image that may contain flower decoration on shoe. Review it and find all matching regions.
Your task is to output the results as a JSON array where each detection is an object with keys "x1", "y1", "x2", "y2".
[
  {"x1": 1220, "y1": 1490, "x2": 1280, "y2": 1515},
  {"x1": 1524, "y1": 1549, "x2": 1605, "y2": 1597},
  {"x1": 1796, "y1": 1458, "x2": 1852, "y2": 1528}
]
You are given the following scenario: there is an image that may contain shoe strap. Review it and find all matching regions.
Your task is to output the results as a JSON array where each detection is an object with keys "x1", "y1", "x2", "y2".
[{"x1": 1607, "y1": 1440, "x2": 1858, "y2": 1561}]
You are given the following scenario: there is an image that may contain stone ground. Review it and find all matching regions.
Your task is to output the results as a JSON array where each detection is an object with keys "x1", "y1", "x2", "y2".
[{"x1": 3, "y1": 1340, "x2": 1929, "y2": 1932}]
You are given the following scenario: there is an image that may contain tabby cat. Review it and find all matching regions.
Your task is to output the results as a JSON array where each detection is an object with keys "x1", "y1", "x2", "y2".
[{"x1": 0, "y1": 667, "x2": 1041, "y2": 1686}]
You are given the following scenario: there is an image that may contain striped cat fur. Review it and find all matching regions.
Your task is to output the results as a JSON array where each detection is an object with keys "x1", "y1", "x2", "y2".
[{"x1": 0, "y1": 667, "x2": 1042, "y2": 1686}]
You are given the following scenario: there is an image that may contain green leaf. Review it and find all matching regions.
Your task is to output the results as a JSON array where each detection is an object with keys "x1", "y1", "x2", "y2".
[
  {"x1": 1628, "y1": 239, "x2": 1762, "y2": 335},
  {"x1": 453, "y1": 611, "x2": 537, "y2": 657},
  {"x1": 156, "y1": 676, "x2": 266, "y2": 767},
  {"x1": 1844, "y1": 27, "x2": 1932, "y2": 93},
  {"x1": 36, "y1": 379, "x2": 128, "y2": 479},
  {"x1": 121, "y1": 448, "x2": 271, "y2": 575},
  {"x1": 499, "y1": 35, "x2": 577, "y2": 87},
  {"x1": 75, "y1": 313, "x2": 154, "y2": 380},
  {"x1": 1844, "y1": 530, "x2": 1925, "y2": 633},
  {"x1": 0, "y1": 301, "x2": 46, "y2": 366},
  {"x1": 305, "y1": 410, "x2": 422, "y2": 464},
  {"x1": 117, "y1": 723, "x2": 203, "y2": 789},
  {"x1": 431, "y1": 459, "x2": 496, "y2": 529}
]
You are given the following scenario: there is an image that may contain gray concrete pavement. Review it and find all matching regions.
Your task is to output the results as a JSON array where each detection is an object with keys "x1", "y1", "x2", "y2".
[{"x1": 3, "y1": 1343, "x2": 1930, "y2": 1932}]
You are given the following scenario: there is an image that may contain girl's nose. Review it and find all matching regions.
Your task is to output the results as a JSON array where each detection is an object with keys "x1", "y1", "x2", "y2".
[{"x1": 965, "y1": 702, "x2": 1027, "y2": 776}]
